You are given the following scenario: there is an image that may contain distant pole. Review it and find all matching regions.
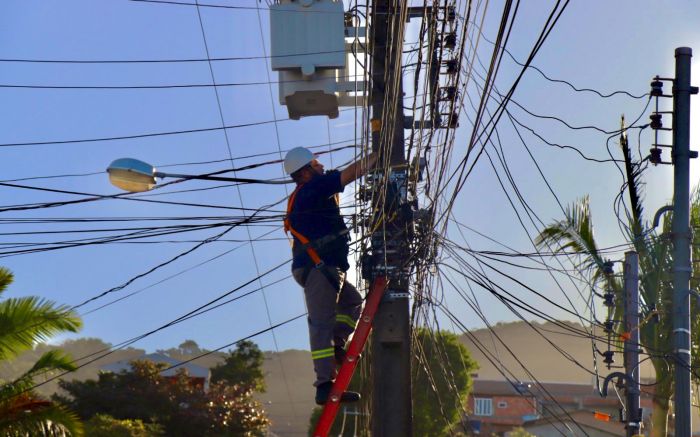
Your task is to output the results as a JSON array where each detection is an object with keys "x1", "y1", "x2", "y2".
[
  {"x1": 623, "y1": 251, "x2": 641, "y2": 437},
  {"x1": 672, "y1": 46, "x2": 695, "y2": 437},
  {"x1": 369, "y1": 0, "x2": 412, "y2": 436}
]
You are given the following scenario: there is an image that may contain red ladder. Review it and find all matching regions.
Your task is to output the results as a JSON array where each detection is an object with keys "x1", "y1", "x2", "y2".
[{"x1": 312, "y1": 276, "x2": 388, "y2": 437}]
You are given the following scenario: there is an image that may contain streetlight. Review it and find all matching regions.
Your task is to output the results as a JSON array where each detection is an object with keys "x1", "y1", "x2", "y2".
[{"x1": 107, "y1": 157, "x2": 291, "y2": 193}]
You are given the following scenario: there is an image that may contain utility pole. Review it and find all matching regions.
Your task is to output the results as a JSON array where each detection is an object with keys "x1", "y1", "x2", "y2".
[
  {"x1": 368, "y1": 0, "x2": 412, "y2": 436},
  {"x1": 672, "y1": 47, "x2": 697, "y2": 437},
  {"x1": 623, "y1": 251, "x2": 641, "y2": 437}
]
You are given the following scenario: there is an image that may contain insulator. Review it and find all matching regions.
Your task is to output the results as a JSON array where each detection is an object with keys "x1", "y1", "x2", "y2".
[
  {"x1": 443, "y1": 33, "x2": 457, "y2": 50},
  {"x1": 649, "y1": 147, "x2": 662, "y2": 165},
  {"x1": 444, "y1": 59, "x2": 458, "y2": 74},
  {"x1": 650, "y1": 80, "x2": 663, "y2": 97},
  {"x1": 650, "y1": 113, "x2": 663, "y2": 129},
  {"x1": 603, "y1": 320, "x2": 614, "y2": 333},
  {"x1": 603, "y1": 350, "x2": 614, "y2": 365},
  {"x1": 603, "y1": 293, "x2": 615, "y2": 307}
]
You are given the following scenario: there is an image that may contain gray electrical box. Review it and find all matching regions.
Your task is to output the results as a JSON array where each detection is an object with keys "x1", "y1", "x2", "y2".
[
  {"x1": 270, "y1": 0, "x2": 346, "y2": 76},
  {"x1": 270, "y1": 0, "x2": 347, "y2": 119}
]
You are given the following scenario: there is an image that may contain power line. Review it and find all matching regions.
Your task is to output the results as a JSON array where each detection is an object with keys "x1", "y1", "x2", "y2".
[
  {"x1": 0, "y1": 73, "x2": 369, "y2": 90},
  {"x1": 0, "y1": 142, "x2": 355, "y2": 184},
  {"x1": 128, "y1": 0, "x2": 344, "y2": 13},
  {"x1": 0, "y1": 108, "x2": 359, "y2": 148}
]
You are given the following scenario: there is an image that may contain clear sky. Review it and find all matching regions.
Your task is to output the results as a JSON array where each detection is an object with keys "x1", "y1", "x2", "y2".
[{"x1": 0, "y1": 0, "x2": 699, "y2": 358}]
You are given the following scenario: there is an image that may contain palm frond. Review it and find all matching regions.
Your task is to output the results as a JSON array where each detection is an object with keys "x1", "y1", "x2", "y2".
[
  {"x1": 2, "y1": 350, "x2": 78, "y2": 398},
  {"x1": 0, "y1": 397, "x2": 84, "y2": 437},
  {"x1": 536, "y1": 197, "x2": 608, "y2": 277},
  {"x1": 0, "y1": 298, "x2": 82, "y2": 360},
  {"x1": 620, "y1": 118, "x2": 647, "y2": 254},
  {"x1": 0, "y1": 267, "x2": 14, "y2": 295}
]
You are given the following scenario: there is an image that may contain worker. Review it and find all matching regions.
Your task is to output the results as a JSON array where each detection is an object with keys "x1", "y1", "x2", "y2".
[{"x1": 283, "y1": 146, "x2": 378, "y2": 405}]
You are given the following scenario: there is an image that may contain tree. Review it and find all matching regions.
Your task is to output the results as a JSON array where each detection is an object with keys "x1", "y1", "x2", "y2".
[
  {"x1": 412, "y1": 328, "x2": 478, "y2": 437},
  {"x1": 210, "y1": 340, "x2": 266, "y2": 393},
  {"x1": 537, "y1": 196, "x2": 676, "y2": 436},
  {"x1": 307, "y1": 328, "x2": 477, "y2": 437},
  {"x1": 158, "y1": 339, "x2": 204, "y2": 361},
  {"x1": 84, "y1": 414, "x2": 164, "y2": 437},
  {"x1": 176, "y1": 339, "x2": 203, "y2": 356},
  {"x1": 0, "y1": 338, "x2": 146, "y2": 399},
  {"x1": 535, "y1": 128, "x2": 694, "y2": 437},
  {"x1": 0, "y1": 266, "x2": 84, "y2": 436},
  {"x1": 56, "y1": 359, "x2": 269, "y2": 436},
  {"x1": 507, "y1": 427, "x2": 537, "y2": 437},
  {"x1": 157, "y1": 339, "x2": 224, "y2": 370}
]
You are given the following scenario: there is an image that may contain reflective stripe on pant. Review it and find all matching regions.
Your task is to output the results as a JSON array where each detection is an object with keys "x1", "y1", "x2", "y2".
[{"x1": 293, "y1": 266, "x2": 362, "y2": 387}]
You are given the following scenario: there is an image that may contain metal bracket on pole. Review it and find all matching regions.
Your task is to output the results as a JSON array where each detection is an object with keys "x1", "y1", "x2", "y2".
[
  {"x1": 652, "y1": 205, "x2": 673, "y2": 228},
  {"x1": 345, "y1": 27, "x2": 367, "y2": 38},
  {"x1": 384, "y1": 291, "x2": 410, "y2": 301},
  {"x1": 600, "y1": 372, "x2": 632, "y2": 397}
]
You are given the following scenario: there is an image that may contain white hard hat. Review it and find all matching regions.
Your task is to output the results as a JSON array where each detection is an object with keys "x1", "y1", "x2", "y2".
[{"x1": 284, "y1": 147, "x2": 314, "y2": 175}]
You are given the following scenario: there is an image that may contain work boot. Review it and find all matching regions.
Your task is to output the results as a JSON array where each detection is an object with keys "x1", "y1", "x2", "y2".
[
  {"x1": 315, "y1": 381, "x2": 361, "y2": 405},
  {"x1": 334, "y1": 345, "x2": 347, "y2": 366}
]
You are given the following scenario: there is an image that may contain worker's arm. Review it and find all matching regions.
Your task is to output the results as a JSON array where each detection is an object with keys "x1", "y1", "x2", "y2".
[{"x1": 340, "y1": 152, "x2": 378, "y2": 187}]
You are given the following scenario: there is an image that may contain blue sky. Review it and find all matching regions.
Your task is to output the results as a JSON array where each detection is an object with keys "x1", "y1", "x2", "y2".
[{"x1": 0, "y1": 0, "x2": 699, "y2": 355}]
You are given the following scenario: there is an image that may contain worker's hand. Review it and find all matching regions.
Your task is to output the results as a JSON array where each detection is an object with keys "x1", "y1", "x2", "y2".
[{"x1": 340, "y1": 152, "x2": 379, "y2": 187}]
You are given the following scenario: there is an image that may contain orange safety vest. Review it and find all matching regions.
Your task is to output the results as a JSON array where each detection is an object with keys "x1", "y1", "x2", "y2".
[{"x1": 284, "y1": 185, "x2": 325, "y2": 267}]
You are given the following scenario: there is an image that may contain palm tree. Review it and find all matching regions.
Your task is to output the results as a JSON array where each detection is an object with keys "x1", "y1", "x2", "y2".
[
  {"x1": 535, "y1": 125, "x2": 687, "y2": 436},
  {"x1": 0, "y1": 267, "x2": 84, "y2": 436},
  {"x1": 537, "y1": 197, "x2": 674, "y2": 436}
]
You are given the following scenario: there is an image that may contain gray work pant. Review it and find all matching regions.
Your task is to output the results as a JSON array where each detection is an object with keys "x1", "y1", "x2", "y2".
[{"x1": 293, "y1": 266, "x2": 363, "y2": 387}]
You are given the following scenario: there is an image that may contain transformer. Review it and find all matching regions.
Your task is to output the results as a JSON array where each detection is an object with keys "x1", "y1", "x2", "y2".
[{"x1": 270, "y1": 0, "x2": 364, "y2": 119}]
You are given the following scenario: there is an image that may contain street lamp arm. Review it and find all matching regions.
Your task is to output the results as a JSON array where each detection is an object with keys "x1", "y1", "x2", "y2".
[{"x1": 107, "y1": 157, "x2": 292, "y2": 192}]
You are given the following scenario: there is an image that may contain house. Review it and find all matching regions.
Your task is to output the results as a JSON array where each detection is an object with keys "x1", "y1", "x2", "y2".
[
  {"x1": 467, "y1": 379, "x2": 654, "y2": 436},
  {"x1": 99, "y1": 352, "x2": 211, "y2": 390},
  {"x1": 466, "y1": 380, "x2": 539, "y2": 435},
  {"x1": 517, "y1": 410, "x2": 624, "y2": 437}
]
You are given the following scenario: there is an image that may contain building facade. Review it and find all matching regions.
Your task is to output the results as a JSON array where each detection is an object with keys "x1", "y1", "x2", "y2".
[{"x1": 466, "y1": 379, "x2": 654, "y2": 435}]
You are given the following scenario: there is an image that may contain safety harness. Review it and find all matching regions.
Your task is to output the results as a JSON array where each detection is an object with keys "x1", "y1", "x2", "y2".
[
  {"x1": 284, "y1": 185, "x2": 344, "y2": 290},
  {"x1": 284, "y1": 185, "x2": 325, "y2": 268}
]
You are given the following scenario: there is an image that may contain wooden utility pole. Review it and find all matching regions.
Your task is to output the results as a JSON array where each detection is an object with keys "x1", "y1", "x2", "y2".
[{"x1": 369, "y1": 0, "x2": 412, "y2": 435}]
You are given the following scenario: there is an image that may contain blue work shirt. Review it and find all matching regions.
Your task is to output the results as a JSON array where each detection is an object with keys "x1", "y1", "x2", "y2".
[{"x1": 287, "y1": 170, "x2": 350, "y2": 271}]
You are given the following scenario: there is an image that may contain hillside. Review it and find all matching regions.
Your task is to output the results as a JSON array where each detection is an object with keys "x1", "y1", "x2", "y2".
[
  {"x1": 460, "y1": 319, "x2": 656, "y2": 382},
  {"x1": 257, "y1": 320, "x2": 660, "y2": 436},
  {"x1": 0, "y1": 321, "x2": 660, "y2": 436}
]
